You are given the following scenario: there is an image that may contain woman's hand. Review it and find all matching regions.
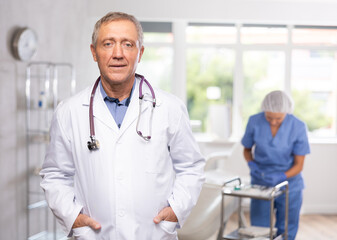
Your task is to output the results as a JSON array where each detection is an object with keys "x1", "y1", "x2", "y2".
[
  {"x1": 264, "y1": 172, "x2": 287, "y2": 186},
  {"x1": 248, "y1": 160, "x2": 259, "y2": 172},
  {"x1": 248, "y1": 160, "x2": 264, "y2": 179}
]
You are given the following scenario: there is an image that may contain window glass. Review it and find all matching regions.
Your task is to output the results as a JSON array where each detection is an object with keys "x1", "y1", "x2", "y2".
[
  {"x1": 291, "y1": 50, "x2": 337, "y2": 137},
  {"x1": 242, "y1": 51, "x2": 285, "y2": 127},
  {"x1": 137, "y1": 46, "x2": 173, "y2": 92},
  {"x1": 293, "y1": 27, "x2": 337, "y2": 46},
  {"x1": 141, "y1": 22, "x2": 173, "y2": 43},
  {"x1": 143, "y1": 32, "x2": 173, "y2": 43},
  {"x1": 137, "y1": 30, "x2": 173, "y2": 92},
  {"x1": 186, "y1": 25, "x2": 236, "y2": 44},
  {"x1": 141, "y1": 22, "x2": 337, "y2": 139},
  {"x1": 241, "y1": 25, "x2": 288, "y2": 44},
  {"x1": 187, "y1": 48, "x2": 234, "y2": 139}
]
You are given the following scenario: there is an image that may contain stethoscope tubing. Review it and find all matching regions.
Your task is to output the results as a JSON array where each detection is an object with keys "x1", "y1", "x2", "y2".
[
  {"x1": 88, "y1": 74, "x2": 156, "y2": 150},
  {"x1": 89, "y1": 77, "x2": 100, "y2": 138},
  {"x1": 138, "y1": 75, "x2": 156, "y2": 107}
]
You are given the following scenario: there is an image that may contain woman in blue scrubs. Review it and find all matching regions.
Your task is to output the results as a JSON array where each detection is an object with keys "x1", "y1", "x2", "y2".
[{"x1": 241, "y1": 90, "x2": 310, "y2": 240}]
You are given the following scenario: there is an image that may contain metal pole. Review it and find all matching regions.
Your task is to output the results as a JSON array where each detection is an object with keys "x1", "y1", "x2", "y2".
[
  {"x1": 217, "y1": 190, "x2": 224, "y2": 240},
  {"x1": 238, "y1": 197, "x2": 242, "y2": 228},
  {"x1": 270, "y1": 197, "x2": 274, "y2": 240},
  {"x1": 285, "y1": 185, "x2": 289, "y2": 240},
  {"x1": 26, "y1": 65, "x2": 31, "y2": 240}
]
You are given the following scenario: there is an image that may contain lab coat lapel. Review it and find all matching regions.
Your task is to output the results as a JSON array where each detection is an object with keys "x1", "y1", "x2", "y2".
[
  {"x1": 96, "y1": 86, "x2": 120, "y2": 132},
  {"x1": 82, "y1": 82, "x2": 119, "y2": 133},
  {"x1": 82, "y1": 77, "x2": 152, "y2": 139},
  {"x1": 118, "y1": 77, "x2": 151, "y2": 139}
]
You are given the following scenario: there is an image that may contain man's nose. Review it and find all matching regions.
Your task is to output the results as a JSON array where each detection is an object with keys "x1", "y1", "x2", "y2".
[{"x1": 112, "y1": 44, "x2": 123, "y2": 58}]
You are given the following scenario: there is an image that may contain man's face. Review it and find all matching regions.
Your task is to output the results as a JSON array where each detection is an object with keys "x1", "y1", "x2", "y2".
[{"x1": 90, "y1": 20, "x2": 144, "y2": 87}]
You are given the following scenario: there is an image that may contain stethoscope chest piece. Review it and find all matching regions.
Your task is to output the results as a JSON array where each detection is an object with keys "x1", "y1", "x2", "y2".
[{"x1": 87, "y1": 137, "x2": 100, "y2": 151}]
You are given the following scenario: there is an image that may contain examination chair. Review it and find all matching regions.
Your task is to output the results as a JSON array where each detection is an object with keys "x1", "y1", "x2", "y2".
[{"x1": 177, "y1": 149, "x2": 240, "y2": 240}]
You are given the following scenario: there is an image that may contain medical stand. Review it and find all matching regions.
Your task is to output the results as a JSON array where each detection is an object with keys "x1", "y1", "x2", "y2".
[
  {"x1": 26, "y1": 62, "x2": 75, "y2": 240},
  {"x1": 217, "y1": 177, "x2": 288, "y2": 240}
]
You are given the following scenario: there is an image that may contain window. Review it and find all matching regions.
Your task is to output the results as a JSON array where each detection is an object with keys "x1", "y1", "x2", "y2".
[
  {"x1": 292, "y1": 49, "x2": 337, "y2": 137},
  {"x1": 137, "y1": 22, "x2": 173, "y2": 92},
  {"x1": 140, "y1": 22, "x2": 337, "y2": 139},
  {"x1": 241, "y1": 24, "x2": 288, "y2": 44},
  {"x1": 242, "y1": 51, "x2": 285, "y2": 127},
  {"x1": 186, "y1": 24, "x2": 235, "y2": 139},
  {"x1": 293, "y1": 26, "x2": 337, "y2": 46},
  {"x1": 138, "y1": 46, "x2": 173, "y2": 92},
  {"x1": 187, "y1": 48, "x2": 234, "y2": 137},
  {"x1": 240, "y1": 25, "x2": 288, "y2": 129},
  {"x1": 187, "y1": 23, "x2": 237, "y2": 44},
  {"x1": 291, "y1": 26, "x2": 337, "y2": 138}
]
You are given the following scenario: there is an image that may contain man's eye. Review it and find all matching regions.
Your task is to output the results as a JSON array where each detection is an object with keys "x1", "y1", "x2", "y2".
[
  {"x1": 124, "y1": 42, "x2": 133, "y2": 48},
  {"x1": 104, "y1": 42, "x2": 112, "y2": 47}
]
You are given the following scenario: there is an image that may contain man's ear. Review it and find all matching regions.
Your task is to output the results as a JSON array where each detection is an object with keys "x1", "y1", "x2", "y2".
[
  {"x1": 90, "y1": 44, "x2": 97, "y2": 62},
  {"x1": 138, "y1": 46, "x2": 145, "y2": 63}
]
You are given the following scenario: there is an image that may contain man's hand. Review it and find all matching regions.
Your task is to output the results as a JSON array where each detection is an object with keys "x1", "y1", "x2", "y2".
[
  {"x1": 153, "y1": 207, "x2": 178, "y2": 224},
  {"x1": 72, "y1": 213, "x2": 101, "y2": 230}
]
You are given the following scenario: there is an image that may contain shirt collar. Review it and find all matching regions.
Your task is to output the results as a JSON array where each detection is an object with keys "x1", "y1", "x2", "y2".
[{"x1": 99, "y1": 78, "x2": 135, "y2": 106}]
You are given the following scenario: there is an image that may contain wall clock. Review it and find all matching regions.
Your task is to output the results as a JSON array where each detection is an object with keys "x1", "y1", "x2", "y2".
[{"x1": 12, "y1": 27, "x2": 38, "y2": 61}]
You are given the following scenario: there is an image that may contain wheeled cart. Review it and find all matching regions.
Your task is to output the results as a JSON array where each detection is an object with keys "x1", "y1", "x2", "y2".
[{"x1": 217, "y1": 177, "x2": 289, "y2": 240}]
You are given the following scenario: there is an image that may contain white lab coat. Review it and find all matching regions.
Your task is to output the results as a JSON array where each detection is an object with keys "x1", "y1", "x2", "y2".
[{"x1": 40, "y1": 76, "x2": 205, "y2": 240}]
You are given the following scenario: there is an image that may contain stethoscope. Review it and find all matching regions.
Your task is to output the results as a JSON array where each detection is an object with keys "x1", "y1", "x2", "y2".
[{"x1": 87, "y1": 74, "x2": 156, "y2": 151}]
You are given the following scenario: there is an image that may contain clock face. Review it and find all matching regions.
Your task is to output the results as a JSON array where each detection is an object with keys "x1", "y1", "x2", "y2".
[{"x1": 12, "y1": 27, "x2": 38, "y2": 61}]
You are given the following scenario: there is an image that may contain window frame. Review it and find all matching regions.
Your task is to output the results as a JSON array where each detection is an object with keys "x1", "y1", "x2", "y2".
[{"x1": 141, "y1": 20, "x2": 337, "y2": 141}]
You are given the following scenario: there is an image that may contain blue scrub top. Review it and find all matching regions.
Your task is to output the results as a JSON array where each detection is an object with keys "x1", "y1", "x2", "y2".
[{"x1": 241, "y1": 112, "x2": 310, "y2": 192}]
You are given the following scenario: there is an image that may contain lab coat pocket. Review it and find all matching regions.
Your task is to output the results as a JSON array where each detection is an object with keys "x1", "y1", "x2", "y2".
[
  {"x1": 153, "y1": 221, "x2": 177, "y2": 240},
  {"x1": 72, "y1": 226, "x2": 96, "y2": 240},
  {"x1": 151, "y1": 221, "x2": 178, "y2": 240},
  {"x1": 159, "y1": 220, "x2": 177, "y2": 234},
  {"x1": 145, "y1": 141, "x2": 171, "y2": 174}
]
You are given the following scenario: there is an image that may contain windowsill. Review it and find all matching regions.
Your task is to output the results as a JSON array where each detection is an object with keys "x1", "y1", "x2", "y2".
[
  {"x1": 309, "y1": 137, "x2": 337, "y2": 144},
  {"x1": 193, "y1": 132, "x2": 337, "y2": 145},
  {"x1": 193, "y1": 132, "x2": 238, "y2": 143}
]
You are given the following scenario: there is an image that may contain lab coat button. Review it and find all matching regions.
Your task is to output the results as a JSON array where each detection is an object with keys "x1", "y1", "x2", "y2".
[{"x1": 118, "y1": 210, "x2": 125, "y2": 217}]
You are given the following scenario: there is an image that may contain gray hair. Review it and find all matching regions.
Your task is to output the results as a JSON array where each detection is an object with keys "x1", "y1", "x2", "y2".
[
  {"x1": 91, "y1": 12, "x2": 143, "y2": 48},
  {"x1": 261, "y1": 90, "x2": 294, "y2": 114}
]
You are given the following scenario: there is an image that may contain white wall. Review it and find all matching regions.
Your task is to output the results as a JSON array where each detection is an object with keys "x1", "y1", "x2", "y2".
[
  {"x1": 301, "y1": 142, "x2": 337, "y2": 213},
  {"x1": 89, "y1": 0, "x2": 337, "y2": 25},
  {"x1": 1, "y1": 0, "x2": 337, "y2": 239},
  {"x1": 0, "y1": 0, "x2": 94, "y2": 239}
]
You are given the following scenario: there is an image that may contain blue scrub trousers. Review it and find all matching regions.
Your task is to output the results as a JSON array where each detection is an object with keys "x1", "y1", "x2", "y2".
[{"x1": 250, "y1": 190, "x2": 302, "y2": 240}]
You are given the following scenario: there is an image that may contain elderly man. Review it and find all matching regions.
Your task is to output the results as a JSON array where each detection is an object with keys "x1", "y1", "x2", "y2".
[{"x1": 40, "y1": 11, "x2": 205, "y2": 240}]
